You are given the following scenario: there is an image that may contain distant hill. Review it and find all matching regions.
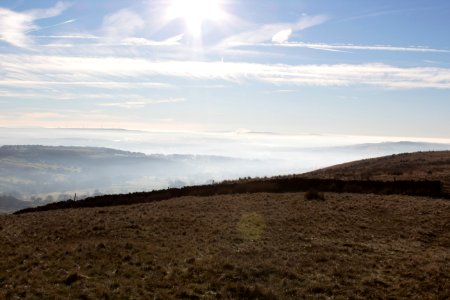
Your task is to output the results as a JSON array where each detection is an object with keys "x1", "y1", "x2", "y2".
[
  {"x1": 0, "y1": 195, "x2": 30, "y2": 213},
  {"x1": 0, "y1": 145, "x2": 269, "y2": 204},
  {"x1": 325, "y1": 141, "x2": 450, "y2": 154}
]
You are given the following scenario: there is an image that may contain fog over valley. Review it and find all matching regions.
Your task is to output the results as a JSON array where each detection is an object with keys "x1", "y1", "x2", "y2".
[{"x1": 1, "y1": 128, "x2": 449, "y2": 212}]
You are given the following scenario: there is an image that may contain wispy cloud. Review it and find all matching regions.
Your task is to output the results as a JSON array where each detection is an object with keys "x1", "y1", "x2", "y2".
[
  {"x1": 101, "y1": 8, "x2": 145, "y2": 38},
  {"x1": 272, "y1": 29, "x2": 292, "y2": 44},
  {"x1": 0, "y1": 91, "x2": 177, "y2": 102},
  {"x1": 0, "y1": 110, "x2": 197, "y2": 132},
  {"x1": 1, "y1": 54, "x2": 450, "y2": 89},
  {"x1": 0, "y1": 7, "x2": 35, "y2": 47},
  {"x1": 217, "y1": 15, "x2": 328, "y2": 48},
  {"x1": 39, "y1": 34, "x2": 185, "y2": 49},
  {"x1": 0, "y1": 79, "x2": 173, "y2": 90},
  {"x1": 28, "y1": 19, "x2": 76, "y2": 35},
  {"x1": 32, "y1": 34, "x2": 99, "y2": 39},
  {"x1": 0, "y1": 1, "x2": 71, "y2": 48},
  {"x1": 121, "y1": 34, "x2": 184, "y2": 46},
  {"x1": 25, "y1": 2, "x2": 72, "y2": 20},
  {"x1": 98, "y1": 98, "x2": 186, "y2": 109},
  {"x1": 245, "y1": 42, "x2": 450, "y2": 53},
  {"x1": 338, "y1": 5, "x2": 449, "y2": 24}
]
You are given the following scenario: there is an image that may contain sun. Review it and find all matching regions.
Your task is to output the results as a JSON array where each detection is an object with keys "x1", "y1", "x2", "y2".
[{"x1": 167, "y1": 0, "x2": 226, "y2": 36}]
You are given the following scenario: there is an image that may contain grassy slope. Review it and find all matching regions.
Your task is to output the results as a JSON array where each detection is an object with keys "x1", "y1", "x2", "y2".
[
  {"x1": 1, "y1": 193, "x2": 449, "y2": 299},
  {"x1": 302, "y1": 151, "x2": 450, "y2": 182}
]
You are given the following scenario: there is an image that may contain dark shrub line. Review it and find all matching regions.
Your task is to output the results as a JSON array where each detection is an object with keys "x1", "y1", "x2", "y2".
[{"x1": 14, "y1": 178, "x2": 448, "y2": 214}]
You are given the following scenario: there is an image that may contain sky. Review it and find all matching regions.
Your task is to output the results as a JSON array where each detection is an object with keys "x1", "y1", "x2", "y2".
[{"x1": 1, "y1": 0, "x2": 450, "y2": 140}]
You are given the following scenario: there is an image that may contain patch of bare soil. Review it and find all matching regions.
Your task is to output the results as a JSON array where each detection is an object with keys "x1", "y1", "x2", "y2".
[{"x1": 1, "y1": 193, "x2": 449, "y2": 299}]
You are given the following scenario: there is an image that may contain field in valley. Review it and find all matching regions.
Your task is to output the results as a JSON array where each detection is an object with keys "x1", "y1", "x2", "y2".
[{"x1": 1, "y1": 192, "x2": 449, "y2": 299}]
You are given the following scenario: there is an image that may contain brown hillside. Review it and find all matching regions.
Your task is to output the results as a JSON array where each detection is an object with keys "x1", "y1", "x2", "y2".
[
  {"x1": 302, "y1": 151, "x2": 450, "y2": 191},
  {"x1": 1, "y1": 193, "x2": 449, "y2": 299}
]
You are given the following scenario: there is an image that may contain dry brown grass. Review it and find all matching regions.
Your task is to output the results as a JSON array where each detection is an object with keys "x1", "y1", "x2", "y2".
[
  {"x1": 303, "y1": 151, "x2": 450, "y2": 182},
  {"x1": 1, "y1": 192, "x2": 449, "y2": 299}
]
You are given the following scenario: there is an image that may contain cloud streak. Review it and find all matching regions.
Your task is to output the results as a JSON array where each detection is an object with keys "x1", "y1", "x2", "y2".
[
  {"x1": 272, "y1": 29, "x2": 292, "y2": 44},
  {"x1": 1, "y1": 55, "x2": 450, "y2": 90},
  {"x1": 98, "y1": 98, "x2": 186, "y2": 109},
  {"x1": 120, "y1": 34, "x2": 184, "y2": 46},
  {"x1": 101, "y1": 8, "x2": 145, "y2": 38},
  {"x1": 217, "y1": 15, "x2": 328, "y2": 48},
  {"x1": 0, "y1": 1, "x2": 71, "y2": 48},
  {"x1": 245, "y1": 42, "x2": 450, "y2": 53}
]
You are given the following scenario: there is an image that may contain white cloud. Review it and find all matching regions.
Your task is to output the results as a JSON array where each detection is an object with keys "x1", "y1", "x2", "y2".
[
  {"x1": 98, "y1": 98, "x2": 186, "y2": 109},
  {"x1": 32, "y1": 34, "x2": 99, "y2": 39},
  {"x1": 217, "y1": 15, "x2": 328, "y2": 48},
  {"x1": 272, "y1": 29, "x2": 292, "y2": 44},
  {"x1": 254, "y1": 42, "x2": 450, "y2": 53},
  {"x1": 0, "y1": 2, "x2": 71, "y2": 48},
  {"x1": 26, "y1": 2, "x2": 72, "y2": 19},
  {"x1": 102, "y1": 9, "x2": 145, "y2": 38},
  {"x1": 0, "y1": 79, "x2": 173, "y2": 90},
  {"x1": 1, "y1": 55, "x2": 450, "y2": 89},
  {"x1": 121, "y1": 34, "x2": 184, "y2": 46},
  {"x1": 0, "y1": 111, "x2": 198, "y2": 132},
  {"x1": 20, "y1": 111, "x2": 65, "y2": 120},
  {"x1": 0, "y1": 7, "x2": 35, "y2": 47}
]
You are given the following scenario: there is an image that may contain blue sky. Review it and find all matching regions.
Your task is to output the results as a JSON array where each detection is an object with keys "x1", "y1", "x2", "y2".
[{"x1": 1, "y1": 0, "x2": 450, "y2": 139}]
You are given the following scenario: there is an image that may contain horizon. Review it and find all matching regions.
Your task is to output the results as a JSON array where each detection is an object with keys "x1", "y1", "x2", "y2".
[
  {"x1": 1, "y1": 127, "x2": 450, "y2": 157},
  {"x1": 1, "y1": 0, "x2": 449, "y2": 141}
]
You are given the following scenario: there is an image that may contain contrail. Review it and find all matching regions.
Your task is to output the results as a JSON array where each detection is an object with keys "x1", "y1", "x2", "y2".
[{"x1": 26, "y1": 19, "x2": 77, "y2": 33}]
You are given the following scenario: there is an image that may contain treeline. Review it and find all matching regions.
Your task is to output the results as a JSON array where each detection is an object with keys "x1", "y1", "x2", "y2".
[{"x1": 15, "y1": 178, "x2": 448, "y2": 214}]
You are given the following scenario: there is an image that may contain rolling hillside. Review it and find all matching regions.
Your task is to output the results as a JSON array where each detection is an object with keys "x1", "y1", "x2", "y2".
[
  {"x1": 1, "y1": 151, "x2": 449, "y2": 298},
  {"x1": 302, "y1": 151, "x2": 450, "y2": 192},
  {"x1": 14, "y1": 151, "x2": 450, "y2": 214},
  {"x1": 1, "y1": 193, "x2": 449, "y2": 299}
]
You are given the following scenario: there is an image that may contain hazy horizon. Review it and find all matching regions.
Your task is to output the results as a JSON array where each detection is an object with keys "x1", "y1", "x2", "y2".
[
  {"x1": 1, "y1": 127, "x2": 450, "y2": 204},
  {"x1": 1, "y1": 127, "x2": 450, "y2": 159}
]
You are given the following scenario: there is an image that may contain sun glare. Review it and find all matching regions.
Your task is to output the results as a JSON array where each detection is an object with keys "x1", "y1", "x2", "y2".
[{"x1": 167, "y1": 0, "x2": 225, "y2": 36}]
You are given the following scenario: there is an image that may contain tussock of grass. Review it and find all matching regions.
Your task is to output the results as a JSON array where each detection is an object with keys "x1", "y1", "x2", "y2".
[{"x1": 304, "y1": 190, "x2": 325, "y2": 201}]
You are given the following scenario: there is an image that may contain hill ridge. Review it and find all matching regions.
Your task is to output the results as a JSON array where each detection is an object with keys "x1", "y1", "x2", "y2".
[{"x1": 12, "y1": 150, "x2": 450, "y2": 214}]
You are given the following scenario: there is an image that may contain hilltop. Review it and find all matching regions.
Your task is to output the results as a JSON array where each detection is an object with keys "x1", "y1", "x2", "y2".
[
  {"x1": 302, "y1": 151, "x2": 450, "y2": 193},
  {"x1": 302, "y1": 151, "x2": 450, "y2": 181}
]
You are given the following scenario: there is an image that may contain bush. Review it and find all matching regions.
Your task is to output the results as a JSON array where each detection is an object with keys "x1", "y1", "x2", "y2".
[{"x1": 305, "y1": 190, "x2": 325, "y2": 201}]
